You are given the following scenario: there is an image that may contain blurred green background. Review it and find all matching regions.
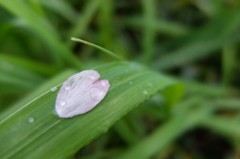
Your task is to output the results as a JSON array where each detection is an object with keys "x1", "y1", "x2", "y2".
[{"x1": 0, "y1": 0, "x2": 240, "y2": 159}]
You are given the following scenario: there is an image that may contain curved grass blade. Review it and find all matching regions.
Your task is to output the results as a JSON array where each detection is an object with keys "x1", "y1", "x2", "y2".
[
  {"x1": 117, "y1": 97, "x2": 212, "y2": 159},
  {"x1": 0, "y1": 0, "x2": 81, "y2": 68},
  {"x1": 0, "y1": 62, "x2": 177, "y2": 159},
  {"x1": 71, "y1": 37, "x2": 124, "y2": 60}
]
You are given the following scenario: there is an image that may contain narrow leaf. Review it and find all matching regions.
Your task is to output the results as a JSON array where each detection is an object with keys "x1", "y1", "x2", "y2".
[{"x1": 0, "y1": 62, "x2": 176, "y2": 159}]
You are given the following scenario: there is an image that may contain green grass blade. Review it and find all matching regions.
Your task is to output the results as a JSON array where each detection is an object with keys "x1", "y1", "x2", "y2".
[
  {"x1": 71, "y1": 37, "x2": 124, "y2": 60},
  {"x1": 201, "y1": 116, "x2": 240, "y2": 137},
  {"x1": 118, "y1": 99, "x2": 212, "y2": 159},
  {"x1": 123, "y1": 17, "x2": 189, "y2": 37},
  {"x1": 0, "y1": 69, "x2": 76, "y2": 120},
  {"x1": 0, "y1": 54, "x2": 59, "y2": 76},
  {"x1": 0, "y1": 0, "x2": 81, "y2": 68},
  {"x1": 40, "y1": 0, "x2": 77, "y2": 23},
  {"x1": 222, "y1": 44, "x2": 237, "y2": 85},
  {"x1": 154, "y1": 8, "x2": 240, "y2": 70},
  {"x1": 0, "y1": 58, "x2": 45, "y2": 94},
  {"x1": 68, "y1": 0, "x2": 103, "y2": 45},
  {"x1": 98, "y1": 0, "x2": 115, "y2": 53},
  {"x1": 0, "y1": 62, "x2": 177, "y2": 159},
  {"x1": 0, "y1": 76, "x2": 36, "y2": 94},
  {"x1": 0, "y1": 70, "x2": 76, "y2": 118},
  {"x1": 113, "y1": 118, "x2": 140, "y2": 145},
  {"x1": 184, "y1": 80, "x2": 230, "y2": 97},
  {"x1": 27, "y1": 0, "x2": 46, "y2": 17},
  {"x1": 142, "y1": 0, "x2": 156, "y2": 64}
]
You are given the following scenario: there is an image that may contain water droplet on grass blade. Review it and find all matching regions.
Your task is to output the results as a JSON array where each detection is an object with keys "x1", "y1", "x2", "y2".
[
  {"x1": 143, "y1": 90, "x2": 148, "y2": 95},
  {"x1": 65, "y1": 86, "x2": 70, "y2": 90},
  {"x1": 55, "y1": 70, "x2": 110, "y2": 118},
  {"x1": 50, "y1": 86, "x2": 57, "y2": 92},
  {"x1": 28, "y1": 117, "x2": 34, "y2": 123}
]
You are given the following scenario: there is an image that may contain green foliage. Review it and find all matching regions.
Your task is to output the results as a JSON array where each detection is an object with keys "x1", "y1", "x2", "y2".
[
  {"x1": 0, "y1": 0, "x2": 240, "y2": 159},
  {"x1": 0, "y1": 62, "x2": 177, "y2": 159}
]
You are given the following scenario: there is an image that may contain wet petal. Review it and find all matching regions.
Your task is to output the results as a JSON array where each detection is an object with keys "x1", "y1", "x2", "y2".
[{"x1": 55, "y1": 70, "x2": 110, "y2": 118}]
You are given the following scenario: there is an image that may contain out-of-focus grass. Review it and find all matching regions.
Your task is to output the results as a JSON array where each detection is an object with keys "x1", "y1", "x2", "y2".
[{"x1": 0, "y1": 0, "x2": 240, "y2": 159}]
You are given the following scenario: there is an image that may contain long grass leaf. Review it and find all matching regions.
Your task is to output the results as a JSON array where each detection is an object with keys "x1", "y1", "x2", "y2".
[
  {"x1": 0, "y1": 62, "x2": 176, "y2": 159},
  {"x1": 71, "y1": 37, "x2": 124, "y2": 60},
  {"x1": 0, "y1": 0, "x2": 81, "y2": 68},
  {"x1": 118, "y1": 100, "x2": 211, "y2": 159},
  {"x1": 154, "y1": 8, "x2": 240, "y2": 70}
]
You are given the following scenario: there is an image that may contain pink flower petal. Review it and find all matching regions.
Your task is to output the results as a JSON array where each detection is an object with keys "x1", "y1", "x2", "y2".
[{"x1": 55, "y1": 70, "x2": 110, "y2": 118}]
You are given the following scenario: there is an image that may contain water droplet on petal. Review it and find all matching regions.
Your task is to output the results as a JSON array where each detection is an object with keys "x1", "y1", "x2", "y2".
[
  {"x1": 91, "y1": 90, "x2": 106, "y2": 100},
  {"x1": 28, "y1": 117, "x2": 34, "y2": 123},
  {"x1": 88, "y1": 75, "x2": 97, "y2": 80},
  {"x1": 100, "y1": 80, "x2": 109, "y2": 87},
  {"x1": 60, "y1": 101, "x2": 66, "y2": 106},
  {"x1": 65, "y1": 86, "x2": 70, "y2": 90},
  {"x1": 50, "y1": 86, "x2": 57, "y2": 92}
]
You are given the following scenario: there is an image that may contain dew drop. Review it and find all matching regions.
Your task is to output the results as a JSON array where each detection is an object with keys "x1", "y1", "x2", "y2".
[
  {"x1": 65, "y1": 86, "x2": 70, "y2": 90},
  {"x1": 89, "y1": 75, "x2": 97, "y2": 80},
  {"x1": 98, "y1": 90, "x2": 106, "y2": 97},
  {"x1": 91, "y1": 90, "x2": 106, "y2": 100},
  {"x1": 28, "y1": 117, "x2": 34, "y2": 123},
  {"x1": 100, "y1": 80, "x2": 109, "y2": 87},
  {"x1": 50, "y1": 86, "x2": 57, "y2": 92},
  {"x1": 60, "y1": 101, "x2": 66, "y2": 106},
  {"x1": 143, "y1": 90, "x2": 148, "y2": 95}
]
